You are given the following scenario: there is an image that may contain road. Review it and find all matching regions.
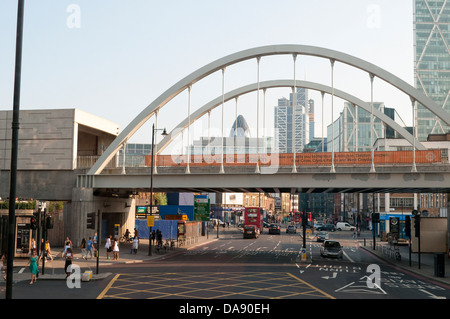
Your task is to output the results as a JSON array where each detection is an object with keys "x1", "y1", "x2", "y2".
[
  {"x1": 96, "y1": 227, "x2": 450, "y2": 300},
  {"x1": 4, "y1": 226, "x2": 450, "y2": 303}
]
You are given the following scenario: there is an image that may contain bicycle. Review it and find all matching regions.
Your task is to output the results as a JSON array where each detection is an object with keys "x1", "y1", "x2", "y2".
[
  {"x1": 155, "y1": 240, "x2": 165, "y2": 254},
  {"x1": 119, "y1": 235, "x2": 129, "y2": 243}
]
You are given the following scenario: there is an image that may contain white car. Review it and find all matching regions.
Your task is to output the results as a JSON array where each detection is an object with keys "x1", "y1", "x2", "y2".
[{"x1": 336, "y1": 222, "x2": 355, "y2": 231}]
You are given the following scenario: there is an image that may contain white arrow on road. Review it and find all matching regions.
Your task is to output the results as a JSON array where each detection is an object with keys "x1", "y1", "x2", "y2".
[
  {"x1": 419, "y1": 289, "x2": 446, "y2": 299},
  {"x1": 322, "y1": 272, "x2": 337, "y2": 280}
]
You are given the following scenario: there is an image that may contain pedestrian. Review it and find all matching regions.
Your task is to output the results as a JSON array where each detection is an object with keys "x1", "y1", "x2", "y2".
[
  {"x1": 151, "y1": 230, "x2": 156, "y2": 245},
  {"x1": 63, "y1": 247, "x2": 73, "y2": 278},
  {"x1": 80, "y1": 238, "x2": 87, "y2": 259},
  {"x1": 105, "y1": 235, "x2": 112, "y2": 259},
  {"x1": 27, "y1": 249, "x2": 40, "y2": 284},
  {"x1": 87, "y1": 237, "x2": 94, "y2": 259},
  {"x1": 93, "y1": 232, "x2": 98, "y2": 255},
  {"x1": 63, "y1": 237, "x2": 72, "y2": 254},
  {"x1": 1, "y1": 252, "x2": 7, "y2": 280},
  {"x1": 113, "y1": 238, "x2": 119, "y2": 260},
  {"x1": 124, "y1": 229, "x2": 130, "y2": 242},
  {"x1": 132, "y1": 236, "x2": 139, "y2": 254},
  {"x1": 29, "y1": 238, "x2": 36, "y2": 256},
  {"x1": 156, "y1": 230, "x2": 162, "y2": 247},
  {"x1": 45, "y1": 239, "x2": 53, "y2": 262}
]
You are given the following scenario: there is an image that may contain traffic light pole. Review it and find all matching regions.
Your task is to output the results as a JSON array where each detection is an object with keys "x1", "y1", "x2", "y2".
[
  {"x1": 41, "y1": 208, "x2": 46, "y2": 275},
  {"x1": 6, "y1": 0, "x2": 25, "y2": 299},
  {"x1": 96, "y1": 209, "x2": 100, "y2": 274}
]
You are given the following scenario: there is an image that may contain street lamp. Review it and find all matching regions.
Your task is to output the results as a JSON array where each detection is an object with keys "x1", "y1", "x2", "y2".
[{"x1": 148, "y1": 123, "x2": 168, "y2": 256}]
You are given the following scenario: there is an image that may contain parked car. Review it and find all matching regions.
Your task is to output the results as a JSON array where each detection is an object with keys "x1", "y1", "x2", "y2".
[
  {"x1": 316, "y1": 231, "x2": 328, "y2": 242},
  {"x1": 286, "y1": 225, "x2": 297, "y2": 234},
  {"x1": 336, "y1": 222, "x2": 355, "y2": 231},
  {"x1": 320, "y1": 240, "x2": 343, "y2": 258},
  {"x1": 268, "y1": 224, "x2": 281, "y2": 235},
  {"x1": 243, "y1": 225, "x2": 260, "y2": 239},
  {"x1": 316, "y1": 224, "x2": 336, "y2": 232}
]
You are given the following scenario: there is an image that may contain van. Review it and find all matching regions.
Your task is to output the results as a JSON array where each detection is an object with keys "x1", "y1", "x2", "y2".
[{"x1": 336, "y1": 222, "x2": 355, "y2": 231}]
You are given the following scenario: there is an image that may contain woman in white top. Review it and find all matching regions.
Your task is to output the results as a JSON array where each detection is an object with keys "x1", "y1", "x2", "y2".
[
  {"x1": 63, "y1": 247, "x2": 73, "y2": 278},
  {"x1": 113, "y1": 239, "x2": 119, "y2": 260},
  {"x1": 132, "y1": 236, "x2": 139, "y2": 254}
]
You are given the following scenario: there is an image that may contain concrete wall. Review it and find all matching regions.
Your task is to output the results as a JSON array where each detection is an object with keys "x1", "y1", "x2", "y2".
[
  {"x1": 0, "y1": 109, "x2": 119, "y2": 171},
  {"x1": 0, "y1": 109, "x2": 76, "y2": 170}
]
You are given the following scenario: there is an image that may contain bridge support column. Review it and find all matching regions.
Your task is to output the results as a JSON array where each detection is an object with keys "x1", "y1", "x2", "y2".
[
  {"x1": 67, "y1": 187, "x2": 136, "y2": 248},
  {"x1": 67, "y1": 187, "x2": 95, "y2": 247}
]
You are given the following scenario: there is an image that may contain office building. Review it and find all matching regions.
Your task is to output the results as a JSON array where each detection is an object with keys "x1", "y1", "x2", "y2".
[
  {"x1": 274, "y1": 88, "x2": 310, "y2": 153},
  {"x1": 414, "y1": 0, "x2": 450, "y2": 140}
]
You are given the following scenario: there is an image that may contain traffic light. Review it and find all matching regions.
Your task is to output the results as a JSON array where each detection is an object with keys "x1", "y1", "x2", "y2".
[
  {"x1": 372, "y1": 212, "x2": 380, "y2": 223},
  {"x1": 405, "y1": 215, "x2": 411, "y2": 238},
  {"x1": 302, "y1": 212, "x2": 308, "y2": 227},
  {"x1": 414, "y1": 214, "x2": 420, "y2": 238},
  {"x1": 30, "y1": 211, "x2": 39, "y2": 230},
  {"x1": 87, "y1": 212, "x2": 96, "y2": 229},
  {"x1": 46, "y1": 216, "x2": 53, "y2": 229}
]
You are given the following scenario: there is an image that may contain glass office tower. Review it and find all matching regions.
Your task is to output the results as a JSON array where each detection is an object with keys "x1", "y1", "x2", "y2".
[
  {"x1": 274, "y1": 88, "x2": 310, "y2": 153},
  {"x1": 414, "y1": 0, "x2": 450, "y2": 141}
]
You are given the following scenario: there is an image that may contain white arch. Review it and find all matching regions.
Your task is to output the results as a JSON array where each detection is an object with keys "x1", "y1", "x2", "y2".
[
  {"x1": 156, "y1": 80, "x2": 426, "y2": 154},
  {"x1": 88, "y1": 44, "x2": 446, "y2": 175}
]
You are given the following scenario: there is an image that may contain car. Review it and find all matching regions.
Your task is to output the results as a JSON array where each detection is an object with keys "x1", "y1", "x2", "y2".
[
  {"x1": 316, "y1": 224, "x2": 336, "y2": 232},
  {"x1": 243, "y1": 225, "x2": 260, "y2": 239},
  {"x1": 336, "y1": 222, "x2": 355, "y2": 231},
  {"x1": 286, "y1": 225, "x2": 297, "y2": 234},
  {"x1": 314, "y1": 222, "x2": 324, "y2": 229},
  {"x1": 320, "y1": 240, "x2": 343, "y2": 258},
  {"x1": 263, "y1": 221, "x2": 270, "y2": 228},
  {"x1": 316, "y1": 231, "x2": 328, "y2": 242},
  {"x1": 268, "y1": 224, "x2": 281, "y2": 235}
]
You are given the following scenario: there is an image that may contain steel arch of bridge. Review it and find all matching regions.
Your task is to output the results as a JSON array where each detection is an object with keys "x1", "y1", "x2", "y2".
[
  {"x1": 88, "y1": 44, "x2": 449, "y2": 175},
  {"x1": 156, "y1": 79, "x2": 426, "y2": 155}
]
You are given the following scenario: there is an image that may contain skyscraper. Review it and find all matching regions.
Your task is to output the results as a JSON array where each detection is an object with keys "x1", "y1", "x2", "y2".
[
  {"x1": 274, "y1": 88, "x2": 310, "y2": 153},
  {"x1": 414, "y1": 0, "x2": 450, "y2": 141}
]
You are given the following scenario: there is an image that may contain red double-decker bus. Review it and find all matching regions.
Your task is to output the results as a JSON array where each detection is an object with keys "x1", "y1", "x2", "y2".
[
  {"x1": 244, "y1": 207, "x2": 264, "y2": 230},
  {"x1": 293, "y1": 211, "x2": 312, "y2": 226}
]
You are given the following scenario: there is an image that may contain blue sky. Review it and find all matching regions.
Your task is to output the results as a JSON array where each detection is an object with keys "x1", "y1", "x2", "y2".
[{"x1": 0, "y1": 1, "x2": 415, "y2": 147}]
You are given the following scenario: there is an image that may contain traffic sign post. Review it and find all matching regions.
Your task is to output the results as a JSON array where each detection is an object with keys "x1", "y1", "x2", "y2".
[{"x1": 301, "y1": 248, "x2": 307, "y2": 262}]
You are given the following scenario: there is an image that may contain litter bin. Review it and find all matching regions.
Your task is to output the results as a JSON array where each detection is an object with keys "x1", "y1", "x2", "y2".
[{"x1": 434, "y1": 253, "x2": 445, "y2": 278}]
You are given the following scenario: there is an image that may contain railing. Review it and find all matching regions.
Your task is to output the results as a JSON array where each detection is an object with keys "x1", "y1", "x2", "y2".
[
  {"x1": 76, "y1": 149, "x2": 448, "y2": 170},
  {"x1": 77, "y1": 155, "x2": 117, "y2": 169},
  {"x1": 144, "y1": 149, "x2": 446, "y2": 168}
]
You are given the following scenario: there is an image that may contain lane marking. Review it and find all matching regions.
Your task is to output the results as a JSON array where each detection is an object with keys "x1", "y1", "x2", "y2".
[
  {"x1": 287, "y1": 272, "x2": 335, "y2": 299},
  {"x1": 97, "y1": 274, "x2": 120, "y2": 299}
]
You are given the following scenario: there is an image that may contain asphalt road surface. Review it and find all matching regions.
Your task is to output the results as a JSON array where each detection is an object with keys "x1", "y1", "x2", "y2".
[{"x1": 4, "y1": 227, "x2": 450, "y2": 304}]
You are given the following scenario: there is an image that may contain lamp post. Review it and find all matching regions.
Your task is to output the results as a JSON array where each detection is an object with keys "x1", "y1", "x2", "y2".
[{"x1": 148, "y1": 123, "x2": 167, "y2": 256}]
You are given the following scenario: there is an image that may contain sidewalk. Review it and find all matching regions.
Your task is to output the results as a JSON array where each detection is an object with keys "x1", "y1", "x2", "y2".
[
  {"x1": 3, "y1": 231, "x2": 220, "y2": 283},
  {"x1": 358, "y1": 236, "x2": 450, "y2": 286}
]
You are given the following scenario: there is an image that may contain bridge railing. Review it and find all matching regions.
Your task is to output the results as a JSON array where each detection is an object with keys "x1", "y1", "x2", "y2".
[
  {"x1": 77, "y1": 155, "x2": 117, "y2": 169},
  {"x1": 144, "y1": 149, "x2": 446, "y2": 168}
]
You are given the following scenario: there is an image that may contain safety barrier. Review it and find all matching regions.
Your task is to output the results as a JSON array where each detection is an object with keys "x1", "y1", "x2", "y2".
[{"x1": 145, "y1": 149, "x2": 444, "y2": 168}]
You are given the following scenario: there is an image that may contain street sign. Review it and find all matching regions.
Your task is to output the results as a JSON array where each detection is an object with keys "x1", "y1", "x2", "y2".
[
  {"x1": 194, "y1": 195, "x2": 210, "y2": 221},
  {"x1": 136, "y1": 206, "x2": 147, "y2": 219},
  {"x1": 147, "y1": 215, "x2": 155, "y2": 227}
]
